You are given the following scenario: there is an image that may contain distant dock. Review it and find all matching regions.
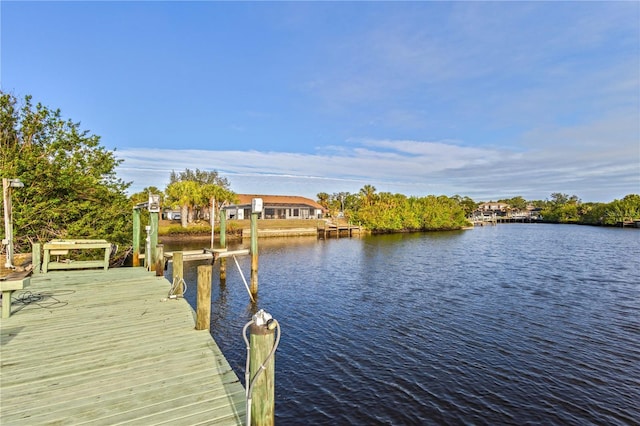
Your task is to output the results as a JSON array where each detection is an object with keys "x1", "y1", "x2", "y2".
[
  {"x1": 318, "y1": 221, "x2": 362, "y2": 238},
  {"x1": 0, "y1": 267, "x2": 245, "y2": 425}
]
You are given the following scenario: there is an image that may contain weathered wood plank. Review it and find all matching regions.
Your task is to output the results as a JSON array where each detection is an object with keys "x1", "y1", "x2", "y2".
[
  {"x1": 45, "y1": 260, "x2": 109, "y2": 270},
  {"x1": 0, "y1": 267, "x2": 245, "y2": 425},
  {"x1": 205, "y1": 248, "x2": 251, "y2": 259}
]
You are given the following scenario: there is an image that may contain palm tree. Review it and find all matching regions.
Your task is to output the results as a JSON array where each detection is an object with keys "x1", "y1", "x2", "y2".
[
  {"x1": 165, "y1": 180, "x2": 199, "y2": 227},
  {"x1": 359, "y1": 185, "x2": 377, "y2": 207},
  {"x1": 317, "y1": 192, "x2": 330, "y2": 210}
]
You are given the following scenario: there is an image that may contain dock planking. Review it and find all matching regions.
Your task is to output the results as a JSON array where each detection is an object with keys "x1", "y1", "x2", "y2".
[{"x1": 0, "y1": 267, "x2": 245, "y2": 425}]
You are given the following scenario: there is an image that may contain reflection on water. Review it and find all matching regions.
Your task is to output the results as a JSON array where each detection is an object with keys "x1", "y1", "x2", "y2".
[{"x1": 166, "y1": 225, "x2": 640, "y2": 425}]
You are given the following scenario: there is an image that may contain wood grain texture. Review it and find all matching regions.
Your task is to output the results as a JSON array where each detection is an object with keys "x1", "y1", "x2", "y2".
[{"x1": 0, "y1": 267, "x2": 245, "y2": 425}]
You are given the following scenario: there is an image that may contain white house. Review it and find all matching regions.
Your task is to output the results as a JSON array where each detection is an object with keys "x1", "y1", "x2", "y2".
[{"x1": 223, "y1": 194, "x2": 325, "y2": 220}]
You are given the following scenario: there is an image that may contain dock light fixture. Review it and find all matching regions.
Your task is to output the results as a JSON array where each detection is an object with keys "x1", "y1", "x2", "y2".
[
  {"x1": 3, "y1": 178, "x2": 24, "y2": 269},
  {"x1": 148, "y1": 193, "x2": 160, "y2": 213}
]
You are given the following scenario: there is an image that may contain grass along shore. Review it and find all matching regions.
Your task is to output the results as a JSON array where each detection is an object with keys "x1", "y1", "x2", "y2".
[{"x1": 159, "y1": 218, "x2": 336, "y2": 239}]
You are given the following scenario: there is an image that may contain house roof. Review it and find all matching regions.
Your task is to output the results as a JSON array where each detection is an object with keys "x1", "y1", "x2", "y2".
[
  {"x1": 231, "y1": 194, "x2": 326, "y2": 211},
  {"x1": 478, "y1": 202, "x2": 507, "y2": 207}
]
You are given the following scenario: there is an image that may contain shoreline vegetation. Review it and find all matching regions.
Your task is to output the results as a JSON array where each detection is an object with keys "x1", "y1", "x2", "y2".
[
  {"x1": 3, "y1": 92, "x2": 639, "y2": 261},
  {"x1": 157, "y1": 212, "x2": 639, "y2": 243},
  {"x1": 158, "y1": 218, "x2": 347, "y2": 241}
]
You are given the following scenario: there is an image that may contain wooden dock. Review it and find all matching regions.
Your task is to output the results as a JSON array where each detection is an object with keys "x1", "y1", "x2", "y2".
[
  {"x1": 138, "y1": 248, "x2": 252, "y2": 264},
  {"x1": 0, "y1": 267, "x2": 245, "y2": 425},
  {"x1": 318, "y1": 221, "x2": 361, "y2": 238}
]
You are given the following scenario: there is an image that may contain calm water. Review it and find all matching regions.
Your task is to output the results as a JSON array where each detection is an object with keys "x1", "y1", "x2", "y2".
[{"x1": 165, "y1": 224, "x2": 640, "y2": 425}]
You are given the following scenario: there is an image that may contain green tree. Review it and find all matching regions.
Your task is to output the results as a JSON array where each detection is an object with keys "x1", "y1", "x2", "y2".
[
  {"x1": 542, "y1": 193, "x2": 581, "y2": 223},
  {"x1": 359, "y1": 185, "x2": 377, "y2": 207},
  {"x1": 316, "y1": 192, "x2": 330, "y2": 210},
  {"x1": 200, "y1": 183, "x2": 236, "y2": 226},
  {"x1": 550, "y1": 193, "x2": 569, "y2": 206},
  {"x1": 452, "y1": 195, "x2": 477, "y2": 216},
  {"x1": 350, "y1": 188, "x2": 469, "y2": 231},
  {"x1": 165, "y1": 168, "x2": 234, "y2": 228},
  {"x1": 129, "y1": 186, "x2": 163, "y2": 206},
  {"x1": 170, "y1": 168, "x2": 229, "y2": 188},
  {"x1": 1, "y1": 92, "x2": 131, "y2": 254},
  {"x1": 499, "y1": 196, "x2": 527, "y2": 211},
  {"x1": 580, "y1": 202, "x2": 607, "y2": 225},
  {"x1": 603, "y1": 194, "x2": 640, "y2": 225},
  {"x1": 165, "y1": 180, "x2": 199, "y2": 227}
]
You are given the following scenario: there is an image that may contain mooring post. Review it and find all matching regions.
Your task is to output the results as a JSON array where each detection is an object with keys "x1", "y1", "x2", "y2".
[
  {"x1": 220, "y1": 213, "x2": 226, "y2": 248},
  {"x1": 250, "y1": 211, "x2": 259, "y2": 297},
  {"x1": 155, "y1": 244, "x2": 164, "y2": 277},
  {"x1": 32, "y1": 243, "x2": 41, "y2": 274},
  {"x1": 195, "y1": 264, "x2": 212, "y2": 330},
  {"x1": 149, "y1": 211, "x2": 159, "y2": 271},
  {"x1": 132, "y1": 208, "x2": 141, "y2": 267},
  {"x1": 220, "y1": 213, "x2": 227, "y2": 281},
  {"x1": 172, "y1": 251, "x2": 184, "y2": 298},
  {"x1": 249, "y1": 312, "x2": 276, "y2": 426}
]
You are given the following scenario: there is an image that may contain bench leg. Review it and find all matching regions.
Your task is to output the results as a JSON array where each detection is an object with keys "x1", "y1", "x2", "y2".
[
  {"x1": 103, "y1": 248, "x2": 110, "y2": 270},
  {"x1": 2, "y1": 290, "x2": 13, "y2": 318},
  {"x1": 43, "y1": 249, "x2": 50, "y2": 273}
]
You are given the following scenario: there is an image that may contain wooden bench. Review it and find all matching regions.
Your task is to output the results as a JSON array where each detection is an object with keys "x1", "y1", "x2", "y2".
[
  {"x1": 1, "y1": 276, "x2": 30, "y2": 318},
  {"x1": 42, "y1": 239, "x2": 112, "y2": 273}
]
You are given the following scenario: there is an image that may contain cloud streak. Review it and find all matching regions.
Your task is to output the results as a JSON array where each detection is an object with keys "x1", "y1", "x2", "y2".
[
  {"x1": 118, "y1": 114, "x2": 638, "y2": 202},
  {"x1": 4, "y1": 1, "x2": 637, "y2": 203}
]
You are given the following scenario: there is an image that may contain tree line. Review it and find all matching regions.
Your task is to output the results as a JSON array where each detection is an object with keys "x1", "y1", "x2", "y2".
[
  {"x1": 1, "y1": 93, "x2": 239, "y2": 256},
  {"x1": 1, "y1": 92, "x2": 132, "y2": 256},
  {"x1": 317, "y1": 186, "x2": 471, "y2": 231},
  {"x1": 537, "y1": 193, "x2": 640, "y2": 225},
  {"x1": 317, "y1": 189, "x2": 640, "y2": 230},
  {"x1": 2, "y1": 93, "x2": 638, "y2": 257},
  {"x1": 129, "y1": 168, "x2": 236, "y2": 229}
]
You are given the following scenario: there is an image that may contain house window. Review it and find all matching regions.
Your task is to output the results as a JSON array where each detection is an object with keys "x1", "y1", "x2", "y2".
[{"x1": 292, "y1": 208, "x2": 299, "y2": 217}]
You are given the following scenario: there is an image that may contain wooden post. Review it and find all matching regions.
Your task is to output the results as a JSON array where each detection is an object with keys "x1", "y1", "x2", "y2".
[
  {"x1": 195, "y1": 265, "x2": 212, "y2": 330},
  {"x1": 210, "y1": 197, "x2": 215, "y2": 249},
  {"x1": 149, "y1": 211, "x2": 159, "y2": 271},
  {"x1": 155, "y1": 244, "x2": 164, "y2": 277},
  {"x1": 172, "y1": 251, "x2": 184, "y2": 298},
  {"x1": 132, "y1": 208, "x2": 141, "y2": 267},
  {"x1": 220, "y1": 213, "x2": 226, "y2": 248},
  {"x1": 250, "y1": 322, "x2": 275, "y2": 425},
  {"x1": 3, "y1": 178, "x2": 14, "y2": 268},
  {"x1": 220, "y1": 258, "x2": 227, "y2": 281},
  {"x1": 32, "y1": 243, "x2": 41, "y2": 274},
  {"x1": 143, "y1": 226, "x2": 150, "y2": 270},
  {"x1": 220, "y1": 213, "x2": 227, "y2": 281},
  {"x1": 250, "y1": 212, "x2": 259, "y2": 297}
]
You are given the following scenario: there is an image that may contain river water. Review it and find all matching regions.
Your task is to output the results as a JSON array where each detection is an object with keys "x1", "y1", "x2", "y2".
[{"x1": 164, "y1": 224, "x2": 640, "y2": 425}]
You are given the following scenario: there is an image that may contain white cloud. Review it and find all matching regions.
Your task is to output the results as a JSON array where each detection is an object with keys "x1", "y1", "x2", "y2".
[{"x1": 117, "y1": 124, "x2": 638, "y2": 202}]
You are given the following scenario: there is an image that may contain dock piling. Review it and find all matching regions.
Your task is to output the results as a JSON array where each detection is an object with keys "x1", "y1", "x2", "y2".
[
  {"x1": 195, "y1": 264, "x2": 212, "y2": 330},
  {"x1": 171, "y1": 251, "x2": 184, "y2": 298},
  {"x1": 32, "y1": 243, "x2": 41, "y2": 274},
  {"x1": 155, "y1": 244, "x2": 164, "y2": 276},
  {"x1": 247, "y1": 310, "x2": 278, "y2": 426},
  {"x1": 250, "y1": 212, "x2": 259, "y2": 297},
  {"x1": 132, "y1": 208, "x2": 141, "y2": 266},
  {"x1": 220, "y1": 214, "x2": 227, "y2": 282},
  {"x1": 149, "y1": 211, "x2": 158, "y2": 271}
]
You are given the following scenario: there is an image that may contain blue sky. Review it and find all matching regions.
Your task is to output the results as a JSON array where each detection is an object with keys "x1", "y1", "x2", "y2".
[{"x1": 2, "y1": 1, "x2": 638, "y2": 202}]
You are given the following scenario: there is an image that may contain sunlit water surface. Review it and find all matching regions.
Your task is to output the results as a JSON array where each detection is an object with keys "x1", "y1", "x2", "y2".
[{"x1": 165, "y1": 224, "x2": 640, "y2": 425}]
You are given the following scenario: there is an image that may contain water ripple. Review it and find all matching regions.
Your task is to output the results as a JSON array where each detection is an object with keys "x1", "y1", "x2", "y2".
[{"x1": 175, "y1": 225, "x2": 640, "y2": 424}]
